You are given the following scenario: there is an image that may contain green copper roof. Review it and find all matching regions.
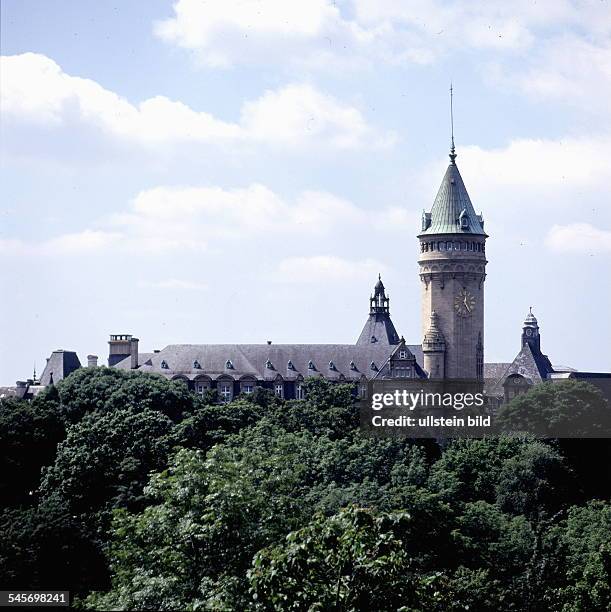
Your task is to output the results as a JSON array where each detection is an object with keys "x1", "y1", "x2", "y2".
[{"x1": 419, "y1": 158, "x2": 486, "y2": 236}]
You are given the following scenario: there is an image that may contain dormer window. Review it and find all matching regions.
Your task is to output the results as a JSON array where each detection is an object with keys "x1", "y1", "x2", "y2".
[
  {"x1": 349, "y1": 360, "x2": 357, "y2": 371},
  {"x1": 265, "y1": 359, "x2": 274, "y2": 370},
  {"x1": 370, "y1": 361, "x2": 377, "y2": 371},
  {"x1": 193, "y1": 360, "x2": 201, "y2": 369},
  {"x1": 160, "y1": 360, "x2": 169, "y2": 369},
  {"x1": 225, "y1": 359, "x2": 234, "y2": 370},
  {"x1": 287, "y1": 360, "x2": 295, "y2": 370},
  {"x1": 329, "y1": 361, "x2": 336, "y2": 371},
  {"x1": 370, "y1": 335, "x2": 377, "y2": 343},
  {"x1": 308, "y1": 360, "x2": 315, "y2": 370}
]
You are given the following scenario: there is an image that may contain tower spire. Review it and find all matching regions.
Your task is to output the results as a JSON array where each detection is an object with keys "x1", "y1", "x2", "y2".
[{"x1": 449, "y1": 83, "x2": 456, "y2": 163}]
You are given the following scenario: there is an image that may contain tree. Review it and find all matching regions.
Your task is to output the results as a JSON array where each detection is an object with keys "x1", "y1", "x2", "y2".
[
  {"x1": 497, "y1": 380, "x2": 611, "y2": 438},
  {"x1": 547, "y1": 501, "x2": 611, "y2": 611},
  {"x1": 83, "y1": 424, "x2": 436, "y2": 609},
  {"x1": 51, "y1": 367, "x2": 196, "y2": 424},
  {"x1": 495, "y1": 441, "x2": 574, "y2": 518},
  {"x1": 40, "y1": 407, "x2": 178, "y2": 516},
  {"x1": 248, "y1": 507, "x2": 439, "y2": 611},
  {"x1": 0, "y1": 396, "x2": 65, "y2": 506},
  {"x1": 428, "y1": 436, "x2": 541, "y2": 505}
]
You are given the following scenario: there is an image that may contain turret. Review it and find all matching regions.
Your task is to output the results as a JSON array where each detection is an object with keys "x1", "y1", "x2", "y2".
[
  {"x1": 422, "y1": 311, "x2": 446, "y2": 379},
  {"x1": 356, "y1": 275, "x2": 400, "y2": 345},
  {"x1": 521, "y1": 308, "x2": 541, "y2": 353}
]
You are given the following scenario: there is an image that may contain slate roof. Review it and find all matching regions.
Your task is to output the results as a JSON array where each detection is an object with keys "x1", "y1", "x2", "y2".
[
  {"x1": 118, "y1": 343, "x2": 424, "y2": 382},
  {"x1": 356, "y1": 313, "x2": 400, "y2": 346},
  {"x1": 419, "y1": 159, "x2": 486, "y2": 236},
  {"x1": 486, "y1": 343, "x2": 555, "y2": 397},
  {"x1": 39, "y1": 350, "x2": 81, "y2": 386},
  {"x1": 115, "y1": 353, "x2": 156, "y2": 370}
]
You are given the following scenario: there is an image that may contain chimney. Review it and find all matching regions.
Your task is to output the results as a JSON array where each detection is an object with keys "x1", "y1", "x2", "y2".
[
  {"x1": 130, "y1": 337, "x2": 139, "y2": 369},
  {"x1": 108, "y1": 334, "x2": 133, "y2": 367},
  {"x1": 87, "y1": 355, "x2": 98, "y2": 368}
]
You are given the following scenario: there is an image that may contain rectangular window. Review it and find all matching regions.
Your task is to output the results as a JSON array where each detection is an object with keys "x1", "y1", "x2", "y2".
[
  {"x1": 220, "y1": 384, "x2": 232, "y2": 402},
  {"x1": 196, "y1": 383, "x2": 209, "y2": 395},
  {"x1": 275, "y1": 383, "x2": 283, "y2": 398},
  {"x1": 295, "y1": 384, "x2": 305, "y2": 400},
  {"x1": 359, "y1": 384, "x2": 367, "y2": 398},
  {"x1": 242, "y1": 384, "x2": 254, "y2": 394}
]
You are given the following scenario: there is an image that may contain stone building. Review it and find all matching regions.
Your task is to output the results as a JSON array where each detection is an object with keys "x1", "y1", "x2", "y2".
[
  {"x1": 5, "y1": 140, "x2": 608, "y2": 403},
  {"x1": 105, "y1": 140, "x2": 609, "y2": 402}
]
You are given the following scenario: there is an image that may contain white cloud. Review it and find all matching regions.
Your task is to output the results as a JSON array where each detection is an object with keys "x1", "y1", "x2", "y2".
[
  {"x1": 545, "y1": 223, "x2": 611, "y2": 255},
  {"x1": 276, "y1": 255, "x2": 385, "y2": 283},
  {"x1": 442, "y1": 136, "x2": 611, "y2": 198},
  {"x1": 154, "y1": 0, "x2": 611, "y2": 117},
  {"x1": 154, "y1": 0, "x2": 373, "y2": 69},
  {"x1": 1, "y1": 183, "x2": 402, "y2": 257},
  {"x1": 154, "y1": 0, "x2": 598, "y2": 71},
  {"x1": 0, "y1": 53, "x2": 391, "y2": 150},
  {"x1": 487, "y1": 35, "x2": 611, "y2": 113}
]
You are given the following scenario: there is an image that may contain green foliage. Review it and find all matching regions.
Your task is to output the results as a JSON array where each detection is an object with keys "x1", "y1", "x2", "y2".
[
  {"x1": 248, "y1": 507, "x2": 438, "y2": 611},
  {"x1": 0, "y1": 396, "x2": 65, "y2": 505},
  {"x1": 495, "y1": 441, "x2": 574, "y2": 517},
  {"x1": 40, "y1": 407, "x2": 178, "y2": 515},
  {"x1": 52, "y1": 367, "x2": 196, "y2": 423},
  {"x1": 2, "y1": 372, "x2": 609, "y2": 610},
  {"x1": 548, "y1": 501, "x2": 611, "y2": 611},
  {"x1": 428, "y1": 436, "x2": 541, "y2": 504},
  {"x1": 175, "y1": 398, "x2": 265, "y2": 450},
  {"x1": 497, "y1": 380, "x2": 611, "y2": 437}
]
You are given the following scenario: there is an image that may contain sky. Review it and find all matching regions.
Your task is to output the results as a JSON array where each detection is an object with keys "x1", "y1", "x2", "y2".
[{"x1": 1, "y1": 0, "x2": 610, "y2": 384}]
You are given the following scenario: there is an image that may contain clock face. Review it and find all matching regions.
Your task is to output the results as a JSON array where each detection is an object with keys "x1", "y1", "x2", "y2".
[
  {"x1": 525, "y1": 328, "x2": 533, "y2": 337},
  {"x1": 454, "y1": 288, "x2": 476, "y2": 316}
]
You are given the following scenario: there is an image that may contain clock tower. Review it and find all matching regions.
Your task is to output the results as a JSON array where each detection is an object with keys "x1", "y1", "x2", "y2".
[{"x1": 418, "y1": 134, "x2": 488, "y2": 380}]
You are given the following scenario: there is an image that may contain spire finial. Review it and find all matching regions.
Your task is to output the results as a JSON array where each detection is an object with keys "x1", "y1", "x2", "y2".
[
  {"x1": 449, "y1": 83, "x2": 456, "y2": 163},
  {"x1": 529, "y1": 306, "x2": 532, "y2": 314},
  {"x1": 378, "y1": 272, "x2": 381, "y2": 281}
]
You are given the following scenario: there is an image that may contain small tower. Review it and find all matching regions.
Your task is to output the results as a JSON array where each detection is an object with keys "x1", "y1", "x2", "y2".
[
  {"x1": 422, "y1": 310, "x2": 446, "y2": 379},
  {"x1": 521, "y1": 307, "x2": 541, "y2": 353},
  {"x1": 356, "y1": 275, "x2": 400, "y2": 345},
  {"x1": 418, "y1": 87, "x2": 487, "y2": 379},
  {"x1": 370, "y1": 274, "x2": 390, "y2": 314}
]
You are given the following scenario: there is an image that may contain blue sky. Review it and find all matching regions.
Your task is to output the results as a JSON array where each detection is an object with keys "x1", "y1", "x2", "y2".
[{"x1": 1, "y1": 0, "x2": 610, "y2": 384}]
